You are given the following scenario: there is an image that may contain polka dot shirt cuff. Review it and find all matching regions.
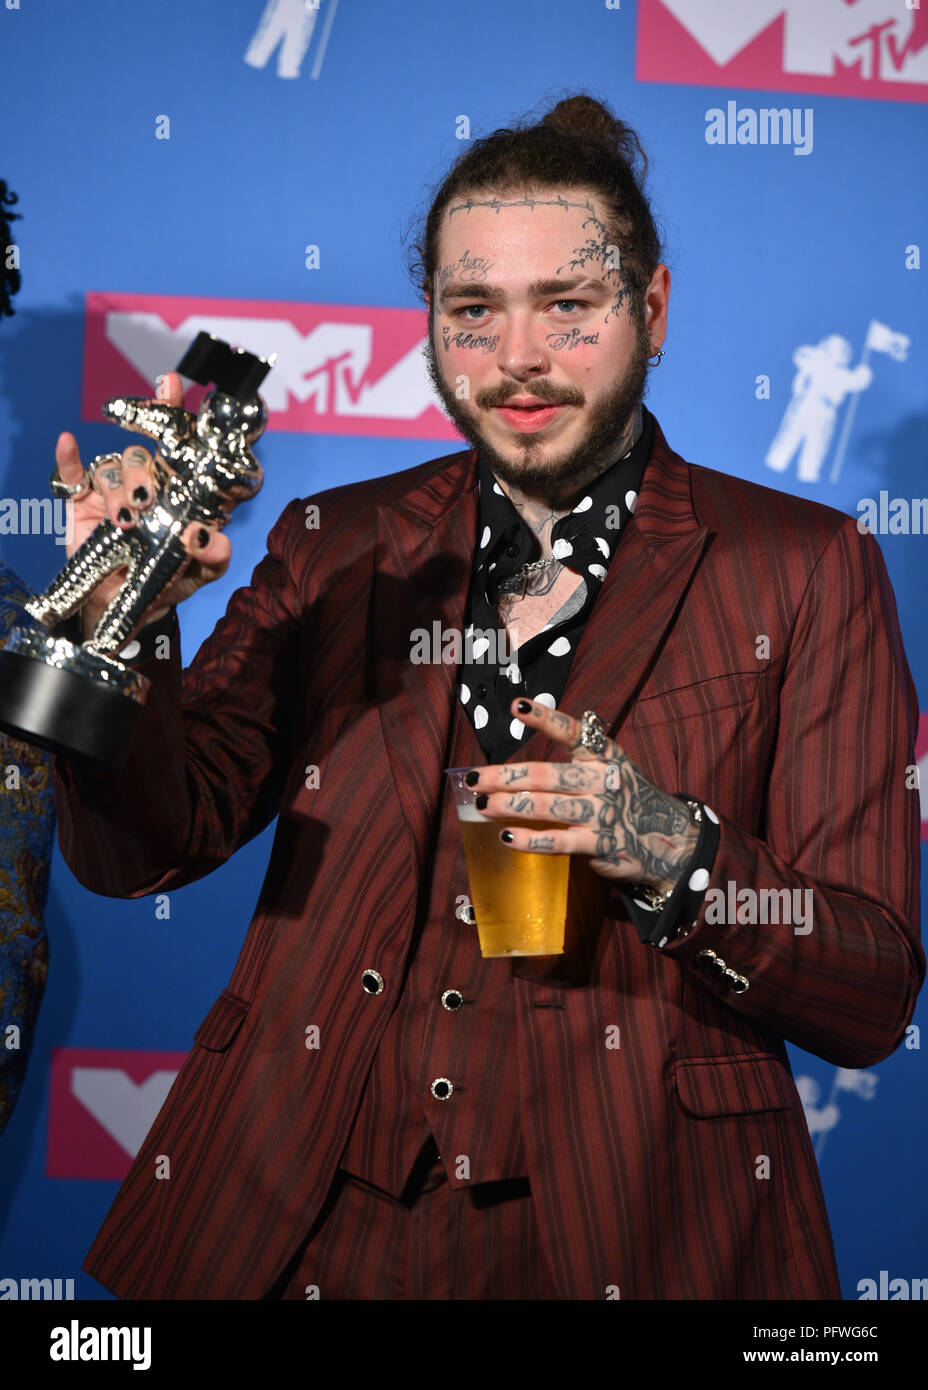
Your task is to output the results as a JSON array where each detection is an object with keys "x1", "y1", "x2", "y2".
[{"x1": 621, "y1": 794, "x2": 721, "y2": 950}]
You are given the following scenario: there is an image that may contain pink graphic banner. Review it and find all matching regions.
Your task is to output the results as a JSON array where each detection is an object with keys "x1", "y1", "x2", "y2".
[
  {"x1": 636, "y1": 1, "x2": 928, "y2": 104},
  {"x1": 47, "y1": 1047, "x2": 187, "y2": 1181},
  {"x1": 82, "y1": 292, "x2": 463, "y2": 441}
]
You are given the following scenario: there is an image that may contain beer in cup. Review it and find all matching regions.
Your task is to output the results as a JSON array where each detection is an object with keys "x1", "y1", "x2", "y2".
[{"x1": 445, "y1": 767, "x2": 570, "y2": 957}]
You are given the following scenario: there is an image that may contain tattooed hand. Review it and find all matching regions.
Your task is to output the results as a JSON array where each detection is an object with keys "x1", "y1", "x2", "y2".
[{"x1": 466, "y1": 697, "x2": 699, "y2": 896}]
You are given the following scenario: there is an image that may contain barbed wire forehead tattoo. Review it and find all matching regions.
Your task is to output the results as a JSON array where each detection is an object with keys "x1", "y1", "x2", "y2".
[{"x1": 444, "y1": 195, "x2": 631, "y2": 324}]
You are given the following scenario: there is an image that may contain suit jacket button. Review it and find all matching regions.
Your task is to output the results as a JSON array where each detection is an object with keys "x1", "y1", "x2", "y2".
[
  {"x1": 697, "y1": 949, "x2": 727, "y2": 976},
  {"x1": 430, "y1": 1077, "x2": 454, "y2": 1100},
  {"x1": 441, "y1": 989, "x2": 464, "y2": 1010},
  {"x1": 361, "y1": 970, "x2": 384, "y2": 995}
]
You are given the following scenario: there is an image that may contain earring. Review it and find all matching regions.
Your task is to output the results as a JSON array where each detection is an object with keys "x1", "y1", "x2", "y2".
[{"x1": 648, "y1": 348, "x2": 665, "y2": 365}]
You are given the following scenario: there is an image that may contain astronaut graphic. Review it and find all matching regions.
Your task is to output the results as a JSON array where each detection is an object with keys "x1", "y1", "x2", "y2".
[
  {"x1": 765, "y1": 335, "x2": 873, "y2": 483},
  {"x1": 796, "y1": 1067, "x2": 880, "y2": 1162},
  {"x1": 766, "y1": 320, "x2": 909, "y2": 485},
  {"x1": 795, "y1": 1076, "x2": 841, "y2": 1143},
  {"x1": 244, "y1": 0, "x2": 334, "y2": 80}
]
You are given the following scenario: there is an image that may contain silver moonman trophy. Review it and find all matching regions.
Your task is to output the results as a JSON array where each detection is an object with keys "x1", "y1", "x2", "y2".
[{"x1": 0, "y1": 332, "x2": 275, "y2": 771}]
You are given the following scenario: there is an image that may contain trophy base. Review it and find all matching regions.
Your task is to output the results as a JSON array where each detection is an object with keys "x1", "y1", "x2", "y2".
[{"x1": 0, "y1": 626, "x2": 150, "y2": 772}]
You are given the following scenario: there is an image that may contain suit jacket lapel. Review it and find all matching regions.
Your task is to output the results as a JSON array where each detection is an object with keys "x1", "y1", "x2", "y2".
[
  {"x1": 529, "y1": 424, "x2": 710, "y2": 765},
  {"x1": 373, "y1": 451, "x2": 478, "y2": 882}
]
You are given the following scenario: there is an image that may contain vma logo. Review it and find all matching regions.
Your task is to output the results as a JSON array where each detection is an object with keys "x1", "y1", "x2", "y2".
[
  {"x1": 81, "y1": 292, "x2": 462, "y2": 442},
  {"x1": 637, "y1": 1, "x2": 928, "y2": 103},
  {"x1": 47, "y1": 1048, "x2": 184, "y2": 1180}
]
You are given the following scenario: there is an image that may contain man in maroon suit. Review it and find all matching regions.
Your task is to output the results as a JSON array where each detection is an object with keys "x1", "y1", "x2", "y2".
[{"x1": 50, "y1": 94, "x2": 922, "y2": 1299}]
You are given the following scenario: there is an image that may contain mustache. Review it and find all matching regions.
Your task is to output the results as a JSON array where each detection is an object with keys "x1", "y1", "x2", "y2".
[{"x1": 475, "y1": 382, "x2": 585, "y2": 409}]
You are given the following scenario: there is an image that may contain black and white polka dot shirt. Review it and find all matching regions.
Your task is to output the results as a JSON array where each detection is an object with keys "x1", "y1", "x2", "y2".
[{"x1": 457, "y1": 407, "x2": 720, "y2": 948}]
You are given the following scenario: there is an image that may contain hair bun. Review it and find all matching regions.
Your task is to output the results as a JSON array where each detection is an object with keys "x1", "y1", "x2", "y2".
[
  {"x1": 411, "y1": 91, "x2": 662, "y2": 309},
  {"x1": 542, "y1": 95, "x2": 649, "y2": 180}
]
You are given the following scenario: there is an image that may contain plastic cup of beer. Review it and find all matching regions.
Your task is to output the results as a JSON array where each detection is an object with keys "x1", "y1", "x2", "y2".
[{"x1": 445, "y1": 767, "x2": 570, "y2": 957}]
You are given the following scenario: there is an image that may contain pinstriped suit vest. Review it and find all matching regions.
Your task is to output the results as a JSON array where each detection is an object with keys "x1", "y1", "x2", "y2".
[{"x1": 338, "y1": 685, "x2": 528, "y2": 1193}]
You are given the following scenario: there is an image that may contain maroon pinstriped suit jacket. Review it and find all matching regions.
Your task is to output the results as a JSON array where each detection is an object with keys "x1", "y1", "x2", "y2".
[{"x1": 53, "y1": 416, "x2": 923, "y2": 1300}]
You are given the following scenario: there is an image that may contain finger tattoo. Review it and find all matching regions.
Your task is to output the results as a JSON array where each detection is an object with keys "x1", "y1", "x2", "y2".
[
  {"x1": 554, "y1": 764, "x2": 593, "y2": 790},
  {"x1": 549, "y1": 796, "x2": 594, "y2": 823}
]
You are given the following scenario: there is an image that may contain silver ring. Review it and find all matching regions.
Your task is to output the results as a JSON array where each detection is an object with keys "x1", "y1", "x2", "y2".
[
  {"x1": 49, "y1": 460, "x2": 91, "y2": 501},
  {"x1": 578, "y1": 709, "x2": 608, "y2": 756}
]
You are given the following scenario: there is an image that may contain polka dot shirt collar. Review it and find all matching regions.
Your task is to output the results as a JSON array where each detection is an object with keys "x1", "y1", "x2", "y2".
[{"x1": 458, "y1": 409, "x2": 654, "y2": 763}]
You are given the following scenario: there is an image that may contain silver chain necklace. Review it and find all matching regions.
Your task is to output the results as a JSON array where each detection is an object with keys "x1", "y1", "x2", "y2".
[
  {"x1": 490, "y1": 416, "x2": 643, "y2": 602},
  {"x1": 495, "y1": 554, "x2": 560, "y2": 600}
]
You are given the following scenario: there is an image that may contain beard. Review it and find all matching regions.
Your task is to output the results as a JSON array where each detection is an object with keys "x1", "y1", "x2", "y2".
[{"x1": 423, "y1": 305, "x2": 652, "y2": 495}]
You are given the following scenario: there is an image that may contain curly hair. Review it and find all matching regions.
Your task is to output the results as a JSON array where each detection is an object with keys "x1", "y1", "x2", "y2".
[
  {"x1": 1, "y1": 180, "x2": 21, "y2": 317},
  {"x1": 406, "y1": 92, "x2": 663, "y2": 314}
]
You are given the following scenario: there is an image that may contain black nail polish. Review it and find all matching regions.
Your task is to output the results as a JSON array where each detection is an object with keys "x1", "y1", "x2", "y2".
[
  {"x1": 132, "y1": 486, "x2": 149, "y2": 503},
  {"x1": 516, "y1": 700, "x2": 532, "y2": 713},
  {"x1": 500, "y1": 830, "x2": 514, "y2": 843},
  {"x1": 475, "y1": 793, "x2": 488, "y2": 809},
  {"x1": 197, "y1": 527, "x2": 209, "y2": 547},
  {"x1": 117, "y1": 507, "x2": 132, "y2": 523},
  {"x1": 464, "y1": 770, "x2": 479, "y2": 786}
]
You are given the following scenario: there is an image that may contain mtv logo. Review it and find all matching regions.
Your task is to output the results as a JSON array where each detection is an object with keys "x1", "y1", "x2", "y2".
[
  {"x1": 637, "y1": 0, "x2": 928, "y2": 103},
  {"x1": 81, "y1": 292, "x2": 464, "y2": 442},
  {"x1": 47, "y1": 1048, "x2": 186, "y2": 1180}
]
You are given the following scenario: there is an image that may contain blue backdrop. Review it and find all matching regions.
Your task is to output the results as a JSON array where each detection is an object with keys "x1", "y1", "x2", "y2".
[{"x1": 0, "y1": 0, "x2": 925, "y2": 1300}]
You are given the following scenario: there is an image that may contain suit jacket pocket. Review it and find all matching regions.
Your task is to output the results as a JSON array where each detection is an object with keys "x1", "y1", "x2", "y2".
[
  {"x1": 631, "y1": 671, "x2": 759, "y2": 729},
  {"x1": 671, "y1": 1052, "x2": 795, "y2": 1117},
  {"x1": 193, "y1": 988, "x2": 251, "y2": 1052}
]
